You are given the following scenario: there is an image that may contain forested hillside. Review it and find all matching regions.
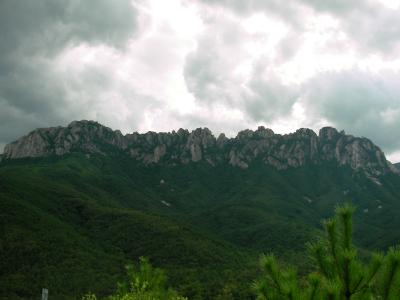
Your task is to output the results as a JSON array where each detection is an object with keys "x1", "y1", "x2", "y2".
[{"x1": 2, "y1": 152, "x2": 400, "y2": 299}]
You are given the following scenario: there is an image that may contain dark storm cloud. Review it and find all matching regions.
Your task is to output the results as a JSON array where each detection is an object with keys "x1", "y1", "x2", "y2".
[
  {"x1": 0, "y1": 0, "x2": 137, "y2": 149},
  {"x1": 0, "y1": 0, "x2": 137, "y2": 54}
]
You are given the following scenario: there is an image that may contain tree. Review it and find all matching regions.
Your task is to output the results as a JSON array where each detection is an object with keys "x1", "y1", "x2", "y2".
[
  {"x1": 254, "y1": 204, "x2": 400, "y2": 300},
  {"x1": 82, "y1": 257, "x2": 187, "y2": 300}
]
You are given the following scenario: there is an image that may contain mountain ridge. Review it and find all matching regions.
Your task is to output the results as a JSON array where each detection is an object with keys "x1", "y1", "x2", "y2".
[
  {"x1": 2, "y1": 121, "x2": 400, "y2": 299},
  {"x1": 3, "y1": 120, "x2": 397, "y2": 178}
]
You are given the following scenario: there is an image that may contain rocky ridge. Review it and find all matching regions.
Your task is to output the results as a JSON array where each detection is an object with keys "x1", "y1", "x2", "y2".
[{"x1": 3, "y1": 120, "x2": 398, "y2": 176}]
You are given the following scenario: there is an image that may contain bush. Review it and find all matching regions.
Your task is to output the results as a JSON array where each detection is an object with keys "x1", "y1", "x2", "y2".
[{"x1": 82, "y1": 257, "x2": 187, "y2": 300}]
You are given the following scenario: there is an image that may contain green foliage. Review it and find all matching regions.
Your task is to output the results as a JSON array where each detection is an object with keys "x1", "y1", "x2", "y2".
[
  {"x1": 254, "y1": 204, "x2": 400, "y2": 299},
  {"x1": 0, "y1": 155, "x2": 256, "y2": 299},
  {"x1": 82, "y1": 257, "x2": 187, "y2": 300},
  {"x1": 2, "y1": 154, "x2": 400, "y2": 299},
  {"x1": 82, "y1": 294, "x2": 98, "y2": 300}
]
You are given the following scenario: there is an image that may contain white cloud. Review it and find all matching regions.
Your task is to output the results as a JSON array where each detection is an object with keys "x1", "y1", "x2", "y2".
[
  {"x1": 387, "y1": 150, "x2": 400, "y2": 163},
  {"x1": 48, "y1": 0, "x2": 205, "y2": 134},
  {"x1": 375, "y1": 0, "x2": 400, "y2": 10},
  {"x1": 2, "y1": 0, "x2": 400, "y2": 161}
]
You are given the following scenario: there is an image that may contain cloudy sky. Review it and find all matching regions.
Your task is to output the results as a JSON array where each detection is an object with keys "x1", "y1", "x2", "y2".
[{"x1": 1, "y1": 0, "x2": 400, "y2": 161}]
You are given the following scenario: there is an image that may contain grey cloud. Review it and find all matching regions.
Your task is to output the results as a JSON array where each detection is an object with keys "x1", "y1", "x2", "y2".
[
  {"x1": 0, "y1": 97, "x2": 44, "y2": 146},
  {"x1": 302, "y1": 70, "x2": 400, "y2": 153},
  {"x1": 59, "y1": 64, "x2": 163, "y2": 132},
  {"x1": 189, "y1": 0, "x2": 400, "y2": 156},
  {"x1": 299, "y1": 0, "x2": 368, "y2": 14},
  {"x1": 0, "y1": 0, "x2": 138, "y2": 148},
  {"x1": 198, "y1": 0, "x2": 308, "y2": 35},
  {"x1": 300, "y1": 0, "x2": 400, "y2": 53},
  {"x1": 185, "y1": 10, "x2": 400, "y2": 154},
  {"x1": 0, "y1": 0, "x2": 137, "y2": 55},
  {"x1": 200, "y1": 0, "x2": 365, "y2": 19},
  {"x1": 184, "y1": 15, "x2": 248, "y2": 105},
  {"x1": 298, "y1": 1, "x2": 400, "y2": 55},
  {"x1": 184, "y1": 12, "x2": 299, "y2": 124},
  {"x1": 199, "y1": 0, "x2": 302, "y2": 20},
  {"x1": 244, "y1": 74, "x2": 299, "y2": 122},
  {"x1": 0, "y1": 59, "x2": 71, "y2": 149},
  {"x1": 345, "y1": 8, "x2": 400, "y2": 55},
  {"x1": 0, "y1": 61, "x2": 65, "y2": 115},
  {"x1": 2, "y1": 0, "x2": 400, "y2": 163},
  {"x1": 199, "y1": 0, "x2": 400, "y2": 55}
]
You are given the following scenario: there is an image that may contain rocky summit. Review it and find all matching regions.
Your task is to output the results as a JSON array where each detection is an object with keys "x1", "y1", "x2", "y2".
[{"x1": 3, "y1": 120, "x2": 397, "y2": 176}]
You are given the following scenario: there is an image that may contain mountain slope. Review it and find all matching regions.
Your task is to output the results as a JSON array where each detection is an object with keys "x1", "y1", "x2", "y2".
[
  {"x1": 2, "y1": 121, "x2": 400, "y2": 299},
  {"x1": 0, "y1": 156, "x2": 255, "y2": 299}
]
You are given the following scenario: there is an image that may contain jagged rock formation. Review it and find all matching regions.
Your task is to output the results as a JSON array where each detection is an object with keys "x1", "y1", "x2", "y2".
[{"x1": 3, "y1": 120, "x2": 397, "y2": 176}]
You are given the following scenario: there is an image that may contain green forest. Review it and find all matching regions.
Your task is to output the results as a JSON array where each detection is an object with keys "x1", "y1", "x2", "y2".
[
  {"x1": 84, "y1": 205, "x2": 400, "y2": 299},
  {"x1": 1, "y1": 154, "x2": 400, "y2": 299}
]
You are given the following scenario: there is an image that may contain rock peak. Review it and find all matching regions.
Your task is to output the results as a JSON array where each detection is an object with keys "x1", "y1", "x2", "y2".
[
  {"x1": 319, "y1": 127, "x2": 340, "y2": 141},
  {"x1": 3, "y1": 121, "x2": 396, "y2": 176}
]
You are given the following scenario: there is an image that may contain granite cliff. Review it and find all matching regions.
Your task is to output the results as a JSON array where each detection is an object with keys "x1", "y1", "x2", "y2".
[{"x1": 3, "y1": 120, "x2": 397, "y2": 176}]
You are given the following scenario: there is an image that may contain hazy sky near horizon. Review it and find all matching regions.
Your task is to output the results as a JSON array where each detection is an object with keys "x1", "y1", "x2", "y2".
[{"x1": 1, "y1": 0, "x2": 400, "y2": 161}]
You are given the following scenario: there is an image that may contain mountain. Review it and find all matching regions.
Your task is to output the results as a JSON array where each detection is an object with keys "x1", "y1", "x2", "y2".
[
  {"x1": 2, "y1": 121, "x2": 400, "y2": 299},
  {"x1": 395, "y1": 162, "x2": 400, "y2": 170},
  {"x1": 4, "y1": 120, "x2": 397, "y2": 177}
]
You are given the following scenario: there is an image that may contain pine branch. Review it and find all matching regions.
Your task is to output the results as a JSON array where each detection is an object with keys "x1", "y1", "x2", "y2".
[
  {"x1": 307, "y1": 273, "x2": 321, "y2": 300},
  {"x1": 353, "y1": 252, "x2": 383, "y2": 294},
  {"x1": 254, "y1": 204, "x2": 400, "y2": 300},
  {"x1": 336, "y1": 204, "x2": 355, "y2": 251},
  {"x1": 260, "y1": 254, "x2": 284, "y2": 295},
  {"x1": 325, "y1": 219, "x2": 340, "y2": 278},
  {"x1": 382, "y1": 248, "x2": 400, "y2": 300},
  {"x1": 341, "y1": 249, "x2": 355, "y2": 299},
  {"x1": 308, "y1": 242, "x2": 333, "y2": 279}
]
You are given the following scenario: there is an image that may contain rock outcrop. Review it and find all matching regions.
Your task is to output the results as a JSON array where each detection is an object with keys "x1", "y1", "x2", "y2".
[{"x1": 3, "y1": 120, "x2": 397, "y2": 176}]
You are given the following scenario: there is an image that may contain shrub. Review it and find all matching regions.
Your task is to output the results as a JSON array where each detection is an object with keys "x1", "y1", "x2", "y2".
[{"x1": 82, "y1": 257, "x2": 187, "y2": 300}]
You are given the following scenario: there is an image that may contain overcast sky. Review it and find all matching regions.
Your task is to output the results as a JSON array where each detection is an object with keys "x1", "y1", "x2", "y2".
[{"x1": 1, "y1": 0, "x2": 400, "y2": 162}]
